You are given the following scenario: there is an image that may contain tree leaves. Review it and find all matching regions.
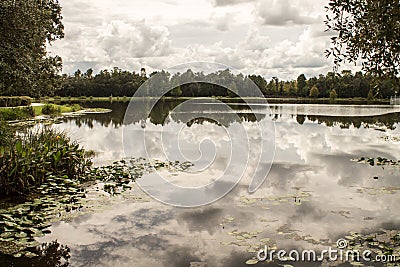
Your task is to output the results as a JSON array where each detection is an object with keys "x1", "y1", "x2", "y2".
[
  {"x1": 0, "y1": 0, "x2": 64, "y2": 97},
  {"x1": 325, "y1": 0, "x2": 400, "y2": 80}
]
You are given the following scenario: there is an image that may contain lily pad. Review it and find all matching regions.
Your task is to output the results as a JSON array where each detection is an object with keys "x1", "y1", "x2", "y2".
[{"x1": 245, "y1": 259, "x2": 258, "y2": 265}]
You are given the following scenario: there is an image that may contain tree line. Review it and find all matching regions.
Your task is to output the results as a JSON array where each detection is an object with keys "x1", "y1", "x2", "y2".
[
  {"x1": 1, "y1": 0, "x2": 398, "y2": 99},
  {"x1": 54, "y1": 67, "x2": 399, "y2": 99},
  {"x1": 0, "y1": 0, "x2": 64, "y2": 98}
]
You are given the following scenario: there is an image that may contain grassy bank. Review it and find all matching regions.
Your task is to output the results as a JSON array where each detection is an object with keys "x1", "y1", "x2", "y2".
[
  {"x1": 39, "y1": 96, "x2": 391, "y2": 105},
  {"x1": 32, "y1": 103, "x2": 82, "y2": 116},
  {"x1": 263, "y1": 97, "x2": 390, "y2": 105},
  {"x1": 0, "y1": 97, "x2": 32, "y2": 107},
  {"x1": 0, "y1": 107, "x2": 35, "y2": 121},
  {"x1": 41, "y1": 96, "x2": 131, "y2": 103},
  {"x1": 0, "y1": 104, "x2": 82, "y2": 121}
]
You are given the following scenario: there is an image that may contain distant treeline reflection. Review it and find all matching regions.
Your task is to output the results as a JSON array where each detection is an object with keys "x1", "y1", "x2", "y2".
[{"x1": 62, "y1": 101, "x2": 400, "y2": 130}]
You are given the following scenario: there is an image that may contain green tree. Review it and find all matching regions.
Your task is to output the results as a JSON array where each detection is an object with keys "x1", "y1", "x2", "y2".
[
  {"x1": 272, "y1": 77, "x2": 279, "y2": 95},
  {"x1": 297, "y1": 74, "x2": 307, "y2": 96},
  {"x1": 248, "y1": 75, "x2": 268, "y2": 96},
  {"x1": 288, "y1": 82, "x2": 297, "y2": 96},
  {"x1": 0, "y1": 0, "x2": 64, "y2": 97},
  {"x1": 170, "y1": 86, "x2": 182, "y2": 97},
  {"x1": 309, "y1": 85, "x2": 319, "y2": 98},
  {"x1": 84, "y1": 68, "x2": 93, "y2": 79},
  {"x1": 325, "y1": 0, "x2": 400, "y2": 79},
  {"x1": 329, "y1": 89, "x2": 338, "y2": 103},
  {"x1": 329, "y1": 89, "x2": 338, "y2": 99},
  {"x1": 367, "y1": 88, "x2": 374, "y2": 100},
  {"x1": 227, "y1": 82, "x2": 238, "y2": 97}
]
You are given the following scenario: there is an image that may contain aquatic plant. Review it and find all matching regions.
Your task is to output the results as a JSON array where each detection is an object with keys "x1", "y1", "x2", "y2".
[
  {"x1": 0, "y1": 106, "x2": 35, "y2": 121},
  {"x1": 340, "y1": 231, "x2": 400, "y2": 265},
  {"x1": 0, "y1": 126, "x2": 92, "y2": 196},
  {"x1": 0, "y1": 158, "x2": 193, "y2": 258},
  {"x1": 352, "y1": 157, "x2": 400, "y2": 167},
  {"x1": 41, "y1": 104, "x2": 61, "y2": 116}
]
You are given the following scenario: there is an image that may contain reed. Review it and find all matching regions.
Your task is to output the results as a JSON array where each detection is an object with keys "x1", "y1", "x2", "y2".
[{"x1": 0, "y1": 124, "x2": 92, "y2": 196}]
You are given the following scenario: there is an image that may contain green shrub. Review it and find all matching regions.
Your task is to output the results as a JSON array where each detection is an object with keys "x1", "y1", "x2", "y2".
[
  {"x1": 0, "y1": 121, "x2": 14, "y2": 147},
  {"x1": 0, "y1": 127, "x2": 93, "y2": 196},
  {"x1": 70, "y1": 104, "x2": 82, "y2": 112},
  {"x1": 367, "y1": 89, "x2": 374, "y2": 101},
  {"x1": 41, "y1": 104, "x2": 61, "y2": 115},
  {"x1": 329, "y1": 89, "x2": 338, "y2": 103},
  {"x1": 65, "y1": 104, "x2": 82, "y2": 112},
  {"x1": 0, "y1": 106, "x2": 35, "y2": 121},
  {"x1": 0, "y1": 97, "x2": 32, "y2": 107},
  {"x1": 309, "y1": 86, "x2": 319, "y2": 98}
]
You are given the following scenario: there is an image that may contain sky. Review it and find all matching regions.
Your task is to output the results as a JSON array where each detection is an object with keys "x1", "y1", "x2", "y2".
[{"x1": 48, "y1": 0, "x2": 362, "y2": 80}]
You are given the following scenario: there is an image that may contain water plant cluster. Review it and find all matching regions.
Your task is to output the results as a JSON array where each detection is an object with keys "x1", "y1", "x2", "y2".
[
  {"x1": 39, "y1": 104, "x2": 82, "y2": 116},
  {"x1": 41, "y1": 104, "x2": 62, "y2": 116},
  {"x1": 342, "y1": 231, "x2": 400, "y2": 266},
  {"x1": 0, "y1": 123, "x2": 92, "y2": 196},
  {"x1": 0, "y1": 103, "x2": 84, "y2": 122},
  {"x1": 0, "y1": 106, "x2": 35, "y2": 121},
  {"x1": 352, "y1": 157, "x2": 400, "y2": 167},
  {"x1": 0, "y1": 147, "x2": 193, "y2": 259}
]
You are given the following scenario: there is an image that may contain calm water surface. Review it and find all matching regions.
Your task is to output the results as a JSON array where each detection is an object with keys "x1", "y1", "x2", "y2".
[{"x1": 15, "y1": 101, "x2": 400, "y2": 266}]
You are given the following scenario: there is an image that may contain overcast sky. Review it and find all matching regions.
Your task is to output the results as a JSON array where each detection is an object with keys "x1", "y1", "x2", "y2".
[{"x1": 48, "y1": 0, "x2": 362, "y2": 80}]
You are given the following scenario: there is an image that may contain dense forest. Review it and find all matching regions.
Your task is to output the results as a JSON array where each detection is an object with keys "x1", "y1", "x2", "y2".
[
  {"x1": 1, "y1": 1, "x2": 399, "y2": 100},
  {"x1": 55, "y1": 68, "x2": 399, "y2": 99}
]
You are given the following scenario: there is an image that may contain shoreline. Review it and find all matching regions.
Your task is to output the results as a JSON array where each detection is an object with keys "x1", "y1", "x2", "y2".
[{"x1": 37, "y1": 96, "x2": 391, "y2": 105}]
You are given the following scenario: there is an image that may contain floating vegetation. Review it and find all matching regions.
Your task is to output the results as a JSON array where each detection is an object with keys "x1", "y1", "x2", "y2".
[
  {"x1": 228, "y1": 230, "x2": 259, "y2": 241},
  {"x1": 331, "y1": 210, "x2": 352, "y2": 219},
  {"x1": 352, "y1": 157, "x2": 400, "y2": 167},
  {"x1": 355, "y1": 186, "x2": 400, "y2": 196},
  {"x1": 237, "y1": 190, "x2": 311, "y2": 208},
  {"x1": 339, "y1": 231, "x2": 400, "y2": 265},
  {"x1": 80, "y1": 108, "x2": 112, "y2": 114},
  {"x1": 4, "y1": 106, "x2": 112, "y2": 128},
  {"x1": 245, "y1": 258, "x2": 258, "y2": 265},
  {"x1": 0, "y1": 192, "x2": 74, "y2": 258},
  {"x1": 0, "y1": 240, "x2": 70, "y2": 266},
  {"x1": 239, "y1": 230, "x2": 400, "y2": 266},
  {"x1": 189, "y1": 262, "x2": 206, "y2": 267},
  {"x1": 0, "y1": 158, "x2": 193, "y2": 258},
  {"x1": 382, "y1": 135, "x2": 400, "y2": 143},
  {"x1": 9, "y1": 117, "x2": 65, "y2": 128}
]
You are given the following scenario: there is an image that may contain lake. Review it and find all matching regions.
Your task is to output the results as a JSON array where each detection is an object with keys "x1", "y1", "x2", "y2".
[{"x1": 3, "y1": 100, "x2": 400, "y2": 266}]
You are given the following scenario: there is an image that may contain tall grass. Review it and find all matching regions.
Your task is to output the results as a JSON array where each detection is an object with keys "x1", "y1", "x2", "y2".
[
  {"x1": 34, "y1": 103, "x2": 82, "y2": 116},
  {"x1": 0, "y1": 96, "x2": 32, "y2": 107},
  {"x1": 41, "y1": 104, "x2": 61, "y2": 115},
  {"x1": 0, "y1": 123, "x2": 92, "y2": 196},
  {"x1": 0, "y1": 106, "x2": 35, "y2": 121}
]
